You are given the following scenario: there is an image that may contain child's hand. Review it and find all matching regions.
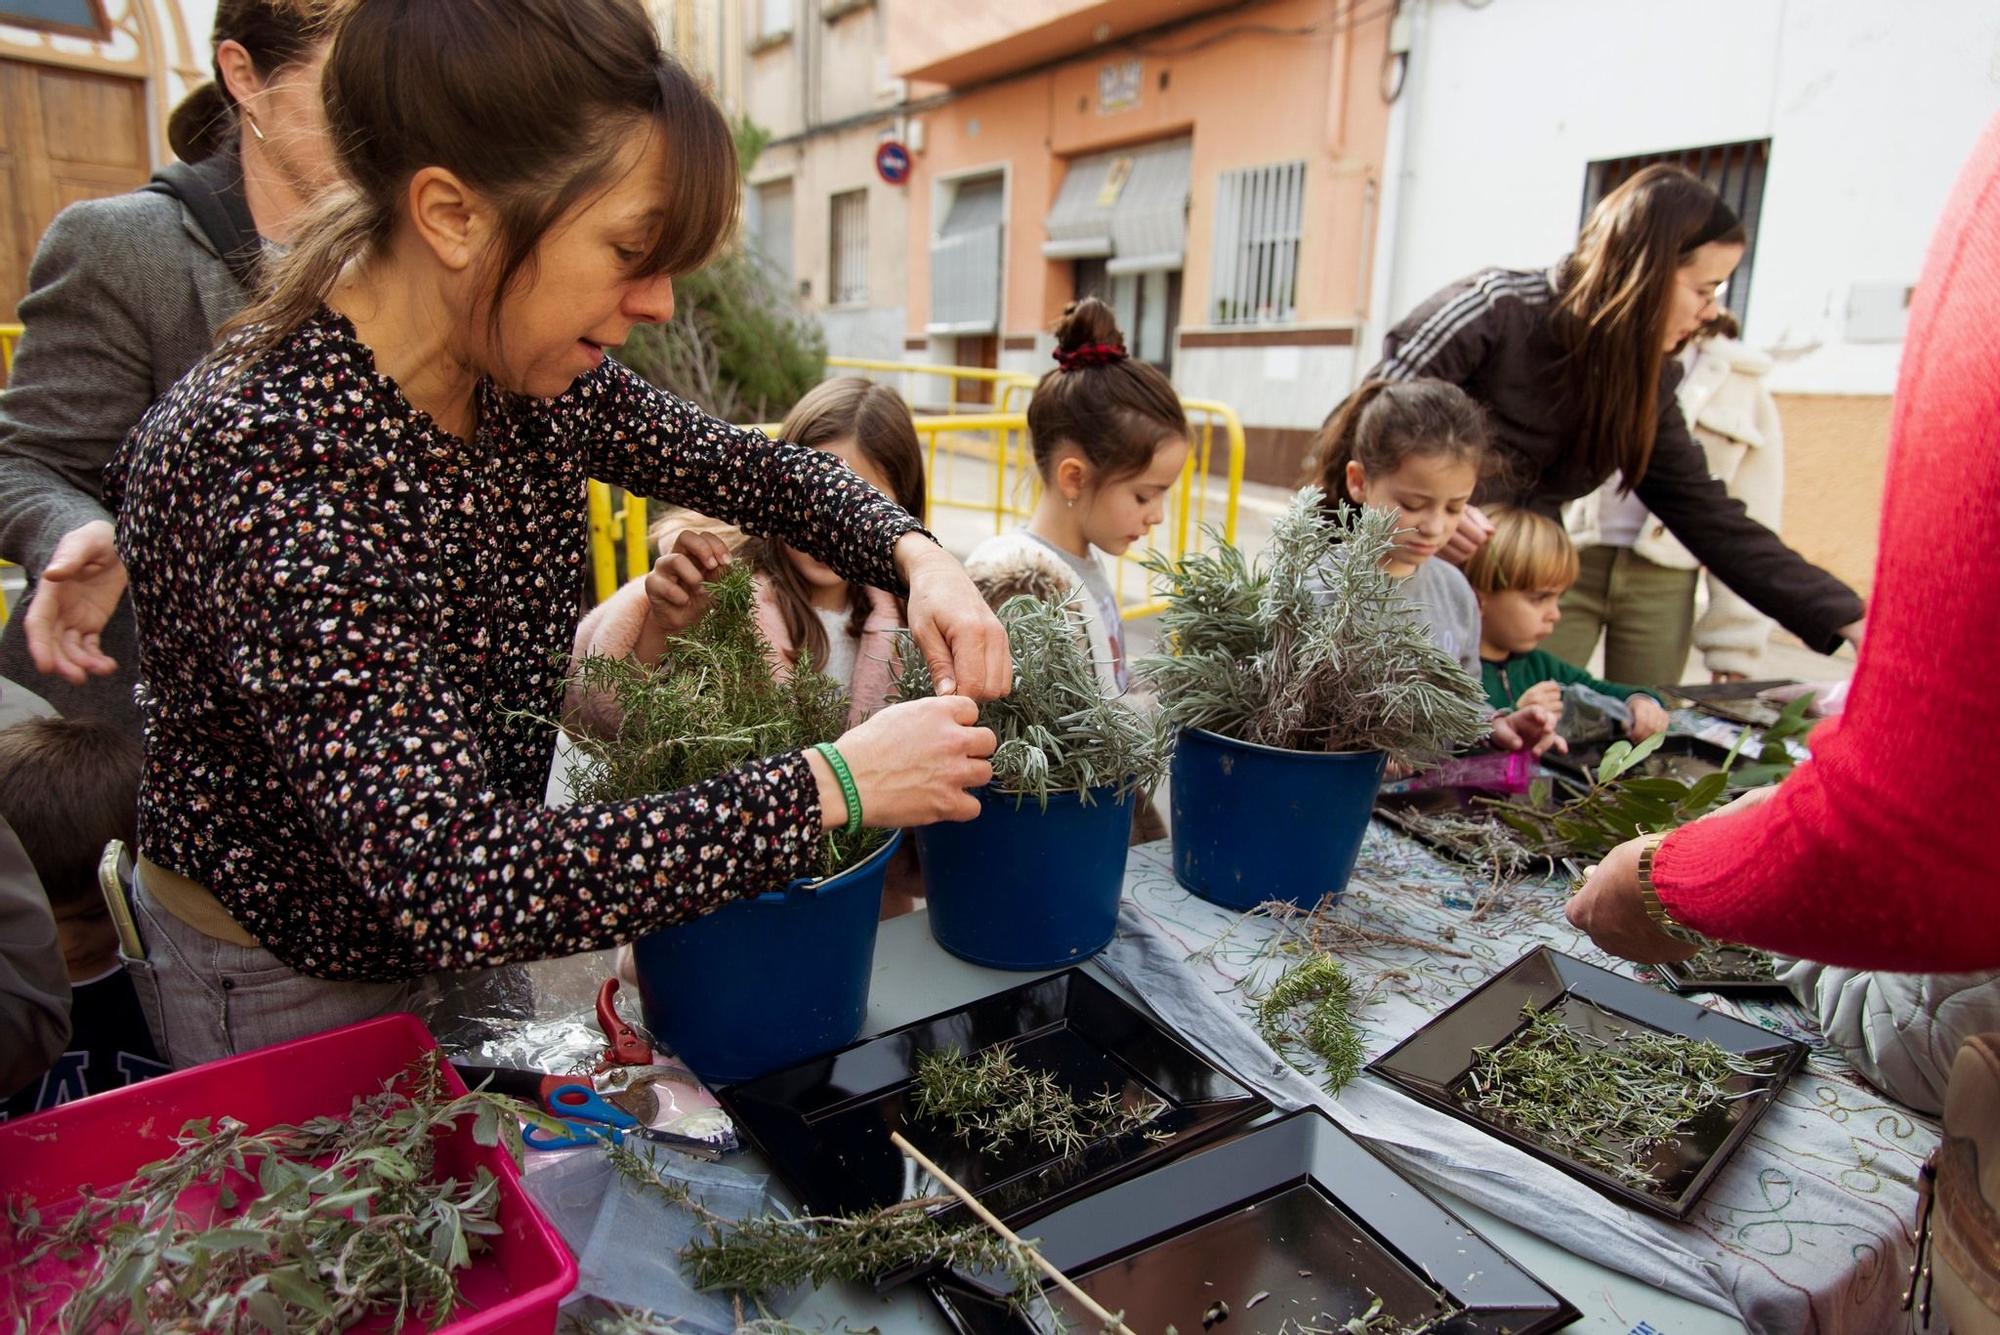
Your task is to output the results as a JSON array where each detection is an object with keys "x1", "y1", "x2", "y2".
[
  {"x1": 1516, "y1": 680, "x2": 1564, "y2": 719},
  {"x1": 1627, "y1": 694, "x2": 1669, "y2": 742},
  {"x1": 643, "y1": 530, "x2": 731, "y2": 637},
  {"x1": 1492, "y1": 706, "x2": 1568, "y2": 758}
]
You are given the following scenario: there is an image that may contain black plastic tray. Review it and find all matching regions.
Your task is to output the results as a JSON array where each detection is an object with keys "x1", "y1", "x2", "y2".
[
  {"x1": 1368, "y1": 946, "x2": 1806, "y2": 1219},
  {"x1": 928, "y1": 1108, "x2": 1579, "y2": 1335},
  {"x1": 1655, "y1": 944, "x2": 1789, "y2": 996},
  {"x1": 719, "y1": 969, "x2": 1268, "y2": 1286},
  {"x1": 1665, "y1": 679, "x2": 1799, "y2": 730}
]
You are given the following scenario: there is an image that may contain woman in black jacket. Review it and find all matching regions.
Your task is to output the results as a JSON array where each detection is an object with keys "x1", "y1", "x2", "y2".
[
  {"x1": 0, "y1": 0, "x2": 335, "y2": 726},
  {"x1": 1365, "y1": 166, "x2": 1863, "y2": 658}
]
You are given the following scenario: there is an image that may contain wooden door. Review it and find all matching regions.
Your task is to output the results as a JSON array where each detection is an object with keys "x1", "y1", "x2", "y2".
[
  {"x1": 0, "y1": 58, "x2": 150, "y2": 325},
  {"x1": 953, "y1": 334, "x2": 996, "y2": 406}
]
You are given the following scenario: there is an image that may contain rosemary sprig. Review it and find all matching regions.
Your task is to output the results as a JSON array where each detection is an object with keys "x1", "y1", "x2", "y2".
[
  {"x1": 895, "y1": 591, "x2": 1170, "y2": 806},
  {"x1": 555, "y1": 564, "x2": 887, "y2": 877},
  {"x1": 602, "y1": 1140, "x2": 1043, "y2": 1304},
  {"x1": 6, "y1": 1054, "x2": 528, "y2": 1333},
  {"x1": 1255, "y1": 955, "x2": 1367, "y2": 1094},
  {"x1": 1276, "y1": 1293, "x2": 1468, "y2": 1335},
  {"x1": 910, "y1": 1044, "x2": 1168, "y2": 1158},
  {"x1": 1463, "y1": 1004, "x2": 1778, "y2": 1191},
  {"x1": 1139, "y1": 497, "x2": 1493, "y2": 768}
]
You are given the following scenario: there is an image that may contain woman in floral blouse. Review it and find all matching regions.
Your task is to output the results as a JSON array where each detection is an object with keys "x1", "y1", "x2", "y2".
[{"x1": 88, "y1": 0, "x2": 1008, "y2": 1066}]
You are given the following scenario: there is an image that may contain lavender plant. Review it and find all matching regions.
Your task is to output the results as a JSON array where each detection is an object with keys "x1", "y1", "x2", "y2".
[{"x1": 1139, "y1": 494, "x2": 1492, "y2": 767}]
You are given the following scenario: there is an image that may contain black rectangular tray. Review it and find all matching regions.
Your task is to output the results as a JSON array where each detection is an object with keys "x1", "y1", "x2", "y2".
[
  {"x1": 928, "y1": 1108, "x2": 1579, "y2": 1335},
  {"x1": 719, "y1": 969, "x2": 1268, "y2": 1287},
  {"x1": 1665, "y1": 679, "x2": 1799, "y2": 730},
  {"x1": 1367, "y1": 945, "x2": 1806, "y2": 1219},
  {"x1": 1655, "y1": 944, "x2": 1789, "y2": 996},
  {"x1": 1372, "y1": 784, "x2": 1558, "y2": 873}
]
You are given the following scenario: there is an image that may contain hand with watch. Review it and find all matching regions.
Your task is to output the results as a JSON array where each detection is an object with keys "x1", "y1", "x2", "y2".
[{"x1": 1564, "y1": 832, "x2": 1708, "y2": 964}]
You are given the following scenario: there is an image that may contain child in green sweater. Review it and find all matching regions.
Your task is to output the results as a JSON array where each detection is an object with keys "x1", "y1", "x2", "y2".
[{"x1": 1464, "y1": 507, "x2": 1670, "y2": 741}]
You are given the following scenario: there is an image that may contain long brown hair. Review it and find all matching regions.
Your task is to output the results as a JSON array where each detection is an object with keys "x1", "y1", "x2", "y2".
[
  {"x1": 1554, "y1": 164, "x2": 1745, "y2": 489},
  {"x1": 225, "y1": 0, "x2": 739, "y2": 362},
  {"x1": 1306, "y1": 378, "x2": 1490, "y2": 504},
  {"x1": 1026, "y1": 298, "x2": 1187, "y2": 484},
  {"x1": 167, "y1": 0, "x2": 331, "y2": 163},
  {"x1": 743, "y1": 378, "x2": 925, "y2": 673}
]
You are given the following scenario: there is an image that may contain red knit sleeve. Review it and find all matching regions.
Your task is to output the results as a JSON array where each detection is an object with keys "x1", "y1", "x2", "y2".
[{"x1": 1652, "y1": 114, "x2": 2000, "y2": 972}]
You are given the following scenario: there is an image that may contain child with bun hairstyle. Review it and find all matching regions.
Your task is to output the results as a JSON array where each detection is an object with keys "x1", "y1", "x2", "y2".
[
  {"x1": 963, "y1": 298, "x2": 1188, "y2": 695},
  {"x1": 1309, "y1": 379, "x2": 1564, "y2": 758},
  {"x1": 1462, "y1": 505, "x2": 1670, "y2": 741}
]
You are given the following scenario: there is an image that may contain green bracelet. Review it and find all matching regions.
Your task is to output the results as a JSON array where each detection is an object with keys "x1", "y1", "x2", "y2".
[{"x1": 812, "y1": 742, "x2": 864, "y2": 835}]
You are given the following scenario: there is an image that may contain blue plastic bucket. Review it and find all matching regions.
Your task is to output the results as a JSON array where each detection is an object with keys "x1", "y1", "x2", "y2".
[
  {"x1": 917, "y1": 785, "x2": 1132, "y2": 970},
  {"x1": 1170, "y1": 728, "x2": 1385, "y2": 911},
  {"x1": 631, "y1": 831, "x2": 899, "y2": 1085}
]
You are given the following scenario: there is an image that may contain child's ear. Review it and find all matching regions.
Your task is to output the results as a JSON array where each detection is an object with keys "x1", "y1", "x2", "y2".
[
  {"x1": 1343, "y1": 460, "x2": 1368, "y2": 505},
  {"x1": 1056, "y1": 454, "x2": 1091, "y2": 501}
]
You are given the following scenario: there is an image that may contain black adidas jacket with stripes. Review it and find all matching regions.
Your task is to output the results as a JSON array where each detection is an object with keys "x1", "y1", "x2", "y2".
[{"x1": 1369, "y1": 264, "x2": 1863, "y2": 654}]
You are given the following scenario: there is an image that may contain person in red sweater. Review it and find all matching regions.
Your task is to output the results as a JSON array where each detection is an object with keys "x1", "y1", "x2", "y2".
[{"x1": 1566, "y1": 113, "x2": 2000, "y2": 974}]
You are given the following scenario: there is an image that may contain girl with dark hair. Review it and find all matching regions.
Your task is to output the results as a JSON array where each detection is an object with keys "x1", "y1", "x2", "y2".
[
  {"x1": 570, "y1": 377, "x2": 927, "y2": 730},
  {"x1": 963, "y1": 297, "x2": 1188, "y2": 695},
  {"x1": 1309, "y1": 378, "x2": 1563, "y2": 759},
  {"x1": 0, "y1": 0, "x2": 337, "y2": 729},
  {"x1": 95, "y1": 0, "x2": 1007, "y2": 1066},
  {"x1": 1366, "y1": 165, "x2": 1863, "y2": 662}
]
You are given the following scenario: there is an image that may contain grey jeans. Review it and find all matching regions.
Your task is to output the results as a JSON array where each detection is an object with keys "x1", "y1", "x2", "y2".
[{"x1": 122, "y1": 869, "x2": 439, "y2": 1069}]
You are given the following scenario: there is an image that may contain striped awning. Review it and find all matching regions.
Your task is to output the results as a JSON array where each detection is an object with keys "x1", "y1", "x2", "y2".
[{"x1": 1042, "y1": 137, "x2": 1191, "y2": 270}]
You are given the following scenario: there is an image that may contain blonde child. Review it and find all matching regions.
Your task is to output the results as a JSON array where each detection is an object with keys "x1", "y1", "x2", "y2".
[
  {"x1": 962, "y1": 298, "x2": 1188, "y2": 696},
  {"x1": 1462, "y1": 507, "x2": 1669, "y2": 742},
  {"x1": 569, "y1": 377, "x2": 929, "y2": 919},
  {"x1": 1310, "y1": 379, "x2": 1564, "y2": 757}
]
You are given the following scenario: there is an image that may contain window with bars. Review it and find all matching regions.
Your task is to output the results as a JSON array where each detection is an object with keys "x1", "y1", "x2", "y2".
[
  {"x1": 1209, "y1": 160, "x2": 1306, "y2": 326},
  {"x1": 830, "y1": 189, "x2": 868, "y2": 306},
  {"x1": 1581, "y1": 139, "x2": 1770, "y2": 327},
  {"x1": 753, "y1": 179, "x2": 794, "y2": 289}
]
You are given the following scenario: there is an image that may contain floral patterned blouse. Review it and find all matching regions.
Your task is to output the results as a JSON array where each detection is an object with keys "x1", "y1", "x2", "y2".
[{"x1": 107, "y1": 307, "x2": 924, "y2": 981}]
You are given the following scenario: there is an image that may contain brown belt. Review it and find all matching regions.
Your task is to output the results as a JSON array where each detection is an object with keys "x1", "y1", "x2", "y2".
[{"x1": 136, "y1": 854, "x2": 261, "y2": 949}]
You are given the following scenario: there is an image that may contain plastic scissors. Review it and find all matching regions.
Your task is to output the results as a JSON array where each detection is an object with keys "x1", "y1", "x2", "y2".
[{"x1": 520, "y1": 1082, "x2": 722, "y2": 1160}]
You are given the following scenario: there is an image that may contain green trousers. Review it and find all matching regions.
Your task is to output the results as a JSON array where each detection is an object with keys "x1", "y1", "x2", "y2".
[{"x1": 1544, "y1": 545, "x2": 1700, "y2": 689}]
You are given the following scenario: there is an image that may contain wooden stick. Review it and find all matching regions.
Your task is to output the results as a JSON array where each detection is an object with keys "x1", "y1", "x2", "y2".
[{"x1": 889, "y1": 1131, "x2": 1137, "y2": 1335}]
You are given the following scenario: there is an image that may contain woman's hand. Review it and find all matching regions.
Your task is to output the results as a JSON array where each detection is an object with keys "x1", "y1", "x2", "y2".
[
  {"x1": 1492, "y1": 705, "x2": 1568, "y2": 757},
  {"x1": 1440, "y1": 504, "x2": 1495, "y2": 566},
  {"x1": 812, "y1": 695, "x2": 998, "y2": 827},
  {"x1": 1563, "y1": 838, "x2": 1702, "y2": 964},
  {"x1": 24, "y1": 520, "x2": 126, "y2": 684},
  {"x1": 1515, "y1": 679, "x2": 1564, "y2": 719},
  {"x1": 1626, "y1": 694, "x2": 1670, "y2": 742},
  {"x1": 897, "y1": 534, "x2": 1011, "y2": 700}
]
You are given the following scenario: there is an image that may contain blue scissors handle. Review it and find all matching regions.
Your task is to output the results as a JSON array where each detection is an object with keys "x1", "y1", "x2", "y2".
[{"x1": 522, "y1": 1081, "x2": 641, "y2": 1150}]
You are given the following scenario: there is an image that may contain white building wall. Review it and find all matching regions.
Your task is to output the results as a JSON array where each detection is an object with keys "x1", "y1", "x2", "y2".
[
  {"x1": 1173, "y1": 344, "x2": 1362, "y2": 430},
  {"x1": 1384, "y1": 0, "x2": 2000, "y2": 395}
]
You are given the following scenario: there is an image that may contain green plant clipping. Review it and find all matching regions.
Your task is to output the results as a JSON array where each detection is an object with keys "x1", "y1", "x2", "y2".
[
  {"x1": 5, "y1": 1054, "x2": 529, "y2": 1333},
  {"x1": 1463, "y1": 1004, "x2": 1778, "y2": 1192},
  {"x1": 1255, "y1": 955, "x2": 1367, "y2": 1094},
  {"x1": 1139, "y1": 495, "x2": 1492, "y2": 766},
  {"x1": 896, "y1": 591, "x2": 1170, "y2": 806},
  {"x1": 561, "y1": 564, "x2": 885, "y2": 878},
  {"x1": 909, "y1": 1043, "x2": 1167, "y2": 1158}
]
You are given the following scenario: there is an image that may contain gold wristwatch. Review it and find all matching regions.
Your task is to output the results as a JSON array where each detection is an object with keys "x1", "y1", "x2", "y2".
[{"x1": 1635, "y1": 832, "x2": 1707, "y2": 947}]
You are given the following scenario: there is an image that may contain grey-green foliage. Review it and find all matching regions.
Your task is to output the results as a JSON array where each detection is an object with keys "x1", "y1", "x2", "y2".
[
  {"x1": 562, "y1": 564, "x2": 885, "y2": 878},
  {"x1": 894, "y1": 591, "x2": 1170, "y2": 807},
  {"x1": 1139, "y1": 493, "x2": 1493, "y2": 766}
]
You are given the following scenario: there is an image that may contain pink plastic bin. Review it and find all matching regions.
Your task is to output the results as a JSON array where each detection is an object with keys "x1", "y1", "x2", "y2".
[{"x1": 0, "y1": 1013, "x2": 576, "y2": 1333}]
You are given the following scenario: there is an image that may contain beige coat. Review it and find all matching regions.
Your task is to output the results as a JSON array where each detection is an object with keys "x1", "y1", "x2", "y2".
[{"x1": 1565, "y1": 336, "x2": 1785, "y2": 677}]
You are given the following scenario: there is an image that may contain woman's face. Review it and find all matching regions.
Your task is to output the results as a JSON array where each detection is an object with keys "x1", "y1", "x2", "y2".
[
  {"x1": 786, "y1": 438, "x2": 894, "y2": 591},
  {"x1": 484, "y1": 123, "x2": 679, "y2": 398},
  {"x1": 1664, "y1": 241, "x2": 1745, "y2": 351},
  {"x1": 221, "y1": 39, "x2": 338, "y2": 197}
]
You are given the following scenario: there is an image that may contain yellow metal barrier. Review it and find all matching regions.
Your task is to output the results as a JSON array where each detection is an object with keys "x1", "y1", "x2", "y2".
[
  {"x1": 581, "y1": 371, "x2": 1245, "y2": 623},
  {"x1": 826, "y1": 355, "x2": 1040, "y2": 416},
  {"x1": 0, "y1": 322, "x2": 20, "y2": 380}
]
